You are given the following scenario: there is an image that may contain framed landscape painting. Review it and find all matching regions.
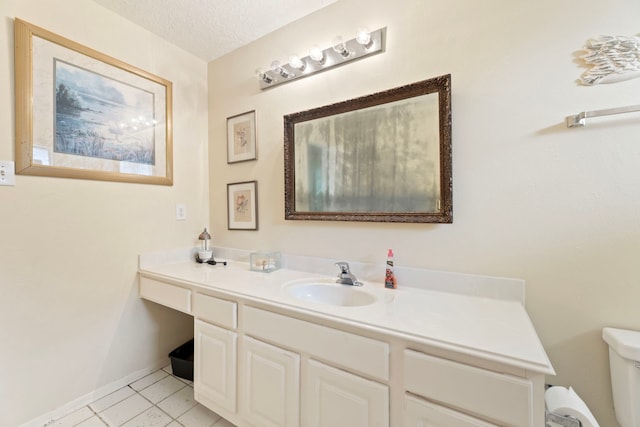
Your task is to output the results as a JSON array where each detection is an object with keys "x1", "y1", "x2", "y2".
[{"x1": 14, "y1": 18, "x2": 173, "y2": 185}]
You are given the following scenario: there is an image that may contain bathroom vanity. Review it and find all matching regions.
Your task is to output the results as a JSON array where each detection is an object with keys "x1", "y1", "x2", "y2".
[{"x1": 138, "y1": 250, "x2": 554, "y2": 427}]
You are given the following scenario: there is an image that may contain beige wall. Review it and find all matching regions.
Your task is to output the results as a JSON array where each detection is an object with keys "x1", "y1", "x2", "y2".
[
  {"x1": 208, "y1": 0, "x2": 640, "y2": 425},
  {"x1": 0, "y1": 1, "x2": 209, "y2": 426},
  {"x1": 2, "y1": 0, "x2": 639, "y2": 425}
]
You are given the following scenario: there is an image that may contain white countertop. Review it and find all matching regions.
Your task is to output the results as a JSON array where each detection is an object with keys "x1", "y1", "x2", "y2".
[{"x1": 139, "y1": 255, "x2": 554, "y2": 376}]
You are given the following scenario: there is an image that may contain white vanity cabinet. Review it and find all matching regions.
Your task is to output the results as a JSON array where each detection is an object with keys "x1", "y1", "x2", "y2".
[{"x1": 138, "y1": 262, "x2": 552, "y2": 427}]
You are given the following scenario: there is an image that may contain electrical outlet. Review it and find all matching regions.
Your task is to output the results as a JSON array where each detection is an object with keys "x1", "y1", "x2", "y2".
[
  {"x1": 176, "y1": 203, "x2": 187, "y2": 220},
  {"x1": 0, "y1": 161, "x2": 16, "y2": 186}
]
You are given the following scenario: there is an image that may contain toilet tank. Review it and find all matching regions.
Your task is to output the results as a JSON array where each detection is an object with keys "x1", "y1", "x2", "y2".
[{"x1": 603, "y1": 327, "x2": 640, "y2": 427}]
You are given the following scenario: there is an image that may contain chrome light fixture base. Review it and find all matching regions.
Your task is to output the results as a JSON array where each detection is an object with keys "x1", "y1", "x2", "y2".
[{"x1": 258, "y1": 27, "x2": 386, "y2": 90}]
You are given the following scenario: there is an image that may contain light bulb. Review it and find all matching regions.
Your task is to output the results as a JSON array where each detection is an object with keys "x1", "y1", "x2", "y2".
[
  {"x1": 332, "y1": 36, "x2": 349, "y2": 58},
  {"x1": 255, "y1": 68, "x2": 273, "y2": 84},
  {"x1": 270, "y1": 60, "x2": 293, "y2": 78},
  {"x1": 270, "y1": 60, "x2": 283, "y2": 73},
  {"x1": 288, "y1": 55, "x2": 306, "y2": 71},
  {"x1": 356, "y1": 27, "x2": 372, "y2": 48},
  {"x1": 309, "y1": 45, "x2": 325, "y2": 63}
]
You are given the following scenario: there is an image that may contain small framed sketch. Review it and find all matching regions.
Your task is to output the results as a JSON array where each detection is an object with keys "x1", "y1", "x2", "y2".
[
  {"x1": 227, "y1": 181, "x2": 258, "y2": 230},
  {"x1": 227, "y1": 110, "x2": 257, "y2": 163}
]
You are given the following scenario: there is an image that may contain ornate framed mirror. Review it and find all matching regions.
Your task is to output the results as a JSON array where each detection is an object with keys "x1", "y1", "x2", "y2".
[{"x1": 284, "y1": 74, "x2": 452, "y2": 223}]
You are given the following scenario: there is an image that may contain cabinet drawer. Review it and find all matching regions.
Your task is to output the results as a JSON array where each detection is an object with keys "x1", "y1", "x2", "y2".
[
  {"x1": 404, "y1": 350, "x2": 532, "y2": 426},
  {"x1": 243, "y1": 306, "x2": 389, "y2": 381},
  {"x1": 404, "y1": 394, "x2": 497, "y2": 427},
  {"x1": 193, "y1": 293, "x2": 237, "y2": 329},
  {"x1": 139, "y1": 276, "x2": 191, "y2": 313}
]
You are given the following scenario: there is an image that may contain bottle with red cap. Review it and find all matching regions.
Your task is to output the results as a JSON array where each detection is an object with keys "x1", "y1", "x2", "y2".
[{"x1": 384, "y1": 248, "x2": 397, "y2": 289}]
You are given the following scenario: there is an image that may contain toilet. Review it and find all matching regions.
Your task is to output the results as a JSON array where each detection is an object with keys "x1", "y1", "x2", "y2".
[{"x1": 603, "y1": 327, "x2": 640, "y2": 427}]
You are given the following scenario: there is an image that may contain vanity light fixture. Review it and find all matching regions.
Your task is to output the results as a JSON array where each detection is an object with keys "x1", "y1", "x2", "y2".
[{"x1": 257, "y1": 27, "x2": 386, "y2": 89}]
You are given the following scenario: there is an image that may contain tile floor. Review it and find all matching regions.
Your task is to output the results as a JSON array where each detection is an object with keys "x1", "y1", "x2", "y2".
[{"x1": 45, "y1": 365, "x2": 235, "y2": 427}]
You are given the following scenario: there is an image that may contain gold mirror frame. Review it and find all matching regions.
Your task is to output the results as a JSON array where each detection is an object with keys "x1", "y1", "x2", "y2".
[{"x1": 284, "y1": 75, "x2": 452, "y2": 223}]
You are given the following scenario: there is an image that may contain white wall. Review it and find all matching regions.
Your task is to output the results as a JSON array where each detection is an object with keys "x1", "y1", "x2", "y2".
[
  {"x1": 0, "y1": 1, "x2": 209, "y2": 426},
  {"x1": 208, "y1": 0, "x2": 640, "y2": 425}
]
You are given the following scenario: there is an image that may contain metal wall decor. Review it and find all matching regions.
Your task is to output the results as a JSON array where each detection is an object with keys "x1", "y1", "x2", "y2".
[{"x1": 579, "y1": 35, "x2": 640, "y2": 85}]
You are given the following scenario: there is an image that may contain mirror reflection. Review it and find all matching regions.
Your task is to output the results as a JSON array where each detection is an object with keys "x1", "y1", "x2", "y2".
[{"x1": 294, "y1": 93, "x2": 440, "y2": 213}]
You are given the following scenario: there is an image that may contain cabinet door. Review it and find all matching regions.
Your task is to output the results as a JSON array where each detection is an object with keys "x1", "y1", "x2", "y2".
[
  {"x1": 302, "y1": 359, "x2": 389, "y2": 427},
  {"x1": 194, "y1": 319, "x2": 237, "y2": 414},
  {"x1": 403, "y1": 395, "x2": 497, "y2": 427},
  {"x1": 240, "y1": 336, "x2": 300, "y2": 427}
]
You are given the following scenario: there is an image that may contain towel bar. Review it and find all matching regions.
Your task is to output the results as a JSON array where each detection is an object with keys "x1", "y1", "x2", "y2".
[{"x1": 566, "y1": 104, "x2": 640, "y2": 127}]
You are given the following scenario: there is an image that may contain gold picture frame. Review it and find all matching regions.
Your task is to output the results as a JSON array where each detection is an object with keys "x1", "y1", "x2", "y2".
[
  {"x1": 227, "y1": 181, "x2": 258, "y2": 230},
  {"x1": 14, "y1": 18, "x2": 173, "y2": 185},
  {"x1": 226, "y1": 110, "x2": 257, "y2": 163}
]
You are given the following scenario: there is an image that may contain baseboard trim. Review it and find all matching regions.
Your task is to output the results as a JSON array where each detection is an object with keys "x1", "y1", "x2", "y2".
[{"x1": 20, "y1": 358, "x2": 169, "y2": 427}]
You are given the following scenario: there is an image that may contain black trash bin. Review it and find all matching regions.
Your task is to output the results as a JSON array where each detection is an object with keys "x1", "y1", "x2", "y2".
[{"x1": 169, "y1": 339, "x2": 194, "y2": 381}]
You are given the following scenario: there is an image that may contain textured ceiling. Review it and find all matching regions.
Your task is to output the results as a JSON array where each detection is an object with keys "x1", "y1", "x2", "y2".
[{"x1": 92, "y1": 0, "x2": 338, "y2": 62}]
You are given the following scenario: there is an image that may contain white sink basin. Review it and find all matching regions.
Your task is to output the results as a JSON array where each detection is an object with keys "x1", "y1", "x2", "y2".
[{"x1": 284, "y1": 280, "x2": 378, "y2": 307}]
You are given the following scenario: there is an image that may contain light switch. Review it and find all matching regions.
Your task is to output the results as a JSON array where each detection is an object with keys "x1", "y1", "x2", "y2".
[
  {"x1": 0, "y1": 161, "x2": 16, "y2": 186},
  {"x1": 176, "y1": 203, "x2": 187, "y2": 220}
]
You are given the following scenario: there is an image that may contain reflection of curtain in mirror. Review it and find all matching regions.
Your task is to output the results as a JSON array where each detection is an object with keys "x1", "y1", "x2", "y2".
[{"x1": 295, "y1": 93, "x2": 440, "y2": 213}]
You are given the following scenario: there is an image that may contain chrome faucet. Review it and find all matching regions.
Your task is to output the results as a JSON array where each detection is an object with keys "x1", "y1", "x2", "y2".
[{"x1": 335, "y1": 262, "x2": 363, "y2": 286}]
